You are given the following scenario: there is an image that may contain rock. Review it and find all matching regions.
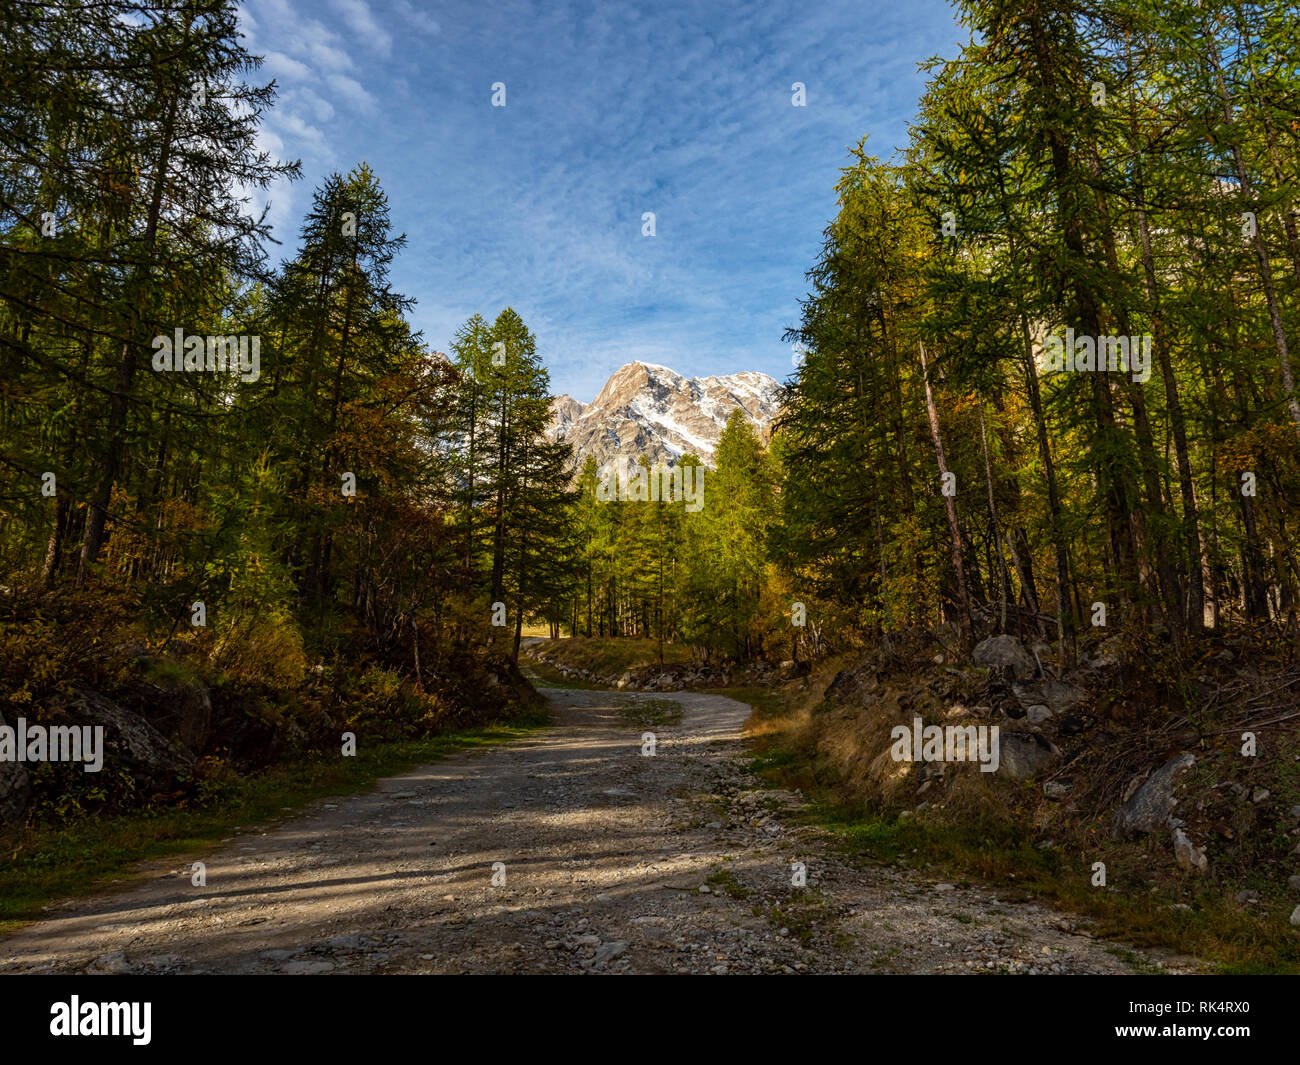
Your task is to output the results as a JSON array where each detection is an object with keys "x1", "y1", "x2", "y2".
[
  {"x1": 281, "y1": 959, "x2": 335, "y2": 974},
  {"x1": 0, "y1": 710, "x2": 31, "y2": 825},
  {"x1": 973, "y1": 635, "x2": 1037, "y2": 680},
  {"x1": 1172, "y1": 827, "x2": 1208, "y2": 874},
  {"x1": 1289, "y1": 805, "x2": 1300, "y2": 820},
  {"x1": 1252, "y1": 787, "x2": 1270, "y2": 803},
  {"x1": 1026, "y1": 705, "x2": 1052, "y2": 724},
  {"x1": 934, "y1": 882, "x2": 956, "y2": 892},
  {"x1": 258, "y1": 949, "x2": 298, "y2": 962},
  {"x1": 1236, "y1": 890, "x2": 1260, "y2": 906},
  {"x1": 995, "y1": 732, "x2": 1062, "y2": 780},
  {"x1": 139, "y1": 954, "x2": 182, "y2": 971},
  {"x1": 87, "y1": 951, "x2": 132, "y2": 975},
  {"x1": 1291, "y1": 905, "x2": 1300, "y2": 927},
  {"x1": 58, "y1": 689, "x2": 194, "y2": 778},
  {"x1": 326, "y1": 934, "x2": 371, "y2": 951},
  {"x1": 573, "y1": 934, "x2": 600, "y2": 947},
  {"x1": 1113, "y1": 753, "x2": 1196, "y2": 839},
  {"x1": 1288, "y1": 875, "x2": 1300, "y2": 891},
  {"x1": 592, "y1": 941, "x2": 627, "y2": 966},
  {"x1": 1013, "y1": 679, "x2": 1085, "y2": 714},
  {"x1": 1043, "y1": 779, "x2": 1073, "y2": 799}
]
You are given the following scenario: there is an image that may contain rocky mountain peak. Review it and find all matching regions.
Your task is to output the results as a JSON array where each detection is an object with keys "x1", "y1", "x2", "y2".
[{"x1": 548, "y1": 361, "x2": 781, "y2": 469}]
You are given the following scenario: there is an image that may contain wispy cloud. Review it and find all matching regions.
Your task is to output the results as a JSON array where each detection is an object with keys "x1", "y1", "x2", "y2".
[
  {"x1": 238, "y1": 0, "x2": 963, "y2": 397},
  {"x1": 332, "y1": 0, "x2": 394, "y2": 56}
]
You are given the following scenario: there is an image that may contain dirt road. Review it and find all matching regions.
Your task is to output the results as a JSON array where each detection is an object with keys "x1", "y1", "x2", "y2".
[{"x1": 0, "y1": 686, "x2": 1199, "y2": 974}]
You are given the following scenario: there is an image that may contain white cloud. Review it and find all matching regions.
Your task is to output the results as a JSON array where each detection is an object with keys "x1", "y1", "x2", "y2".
[
  {"x1": 391, "y1": 0, "x2": 440, "y2": 35},
  {"x1": 274, "y1": 111, "x2": 331, "y2": 159},
  {"x1": 332, "y1": 0, "x2": 394, "y2": 54},
  {"x1": 292, "y1": 87, "x2": 337, "y2": 123},
  {"x1": 325, "y1": 73, "x2": 377, "y2": 113},
  {"x1": 262, "y1": 50, "x2": 313, "y2": 82}
]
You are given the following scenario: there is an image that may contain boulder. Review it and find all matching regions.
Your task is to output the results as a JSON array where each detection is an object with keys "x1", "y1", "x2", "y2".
[
  {"x1": 1172, "y1": 826, "x2": 1208, "y2": 874},
  {"x1": 996, "y1": 732, "x2": 1062, "y2": 780},
  {"x1": 973, "y1": 635, "x2": 1037, "y2": 680},
  {"x1": 1113, "y1": 752, "x2": 1196, "y2": 839},
  {"x1": 1013, "y1": 679, "x2": 1086, "y2": 714},
  {"x1": 1087, "y1": 635, "x2": 1125, "y2": 670},
  {"x1": 58, "y1": 689, "x2": 195, "y2": 779},
  {"x1": 0, "y1": 709, "x2": 31, "y2": 825}
]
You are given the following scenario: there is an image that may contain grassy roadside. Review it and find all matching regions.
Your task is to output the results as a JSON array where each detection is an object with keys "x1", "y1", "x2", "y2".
[
  {"x1": 519, "y1": 656, "x2": 610, "y2": 690},
  {"x1": 714, "y1": 686, "x2": 786, "y2": 720},
  {"x1": 740, "y1": 688, "x2": 1300, "y2": 975},
  {"x1": 527, "y1": 636, "x2": 693, "y2": 678},
  {"x1": 0, "y1": 708, "x2": 549, "y2": 934}
]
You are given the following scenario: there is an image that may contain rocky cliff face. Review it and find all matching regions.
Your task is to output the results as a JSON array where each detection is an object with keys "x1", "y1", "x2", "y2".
[{"x1": 547, "y1": 362, "x2": 781, "y2": 469}]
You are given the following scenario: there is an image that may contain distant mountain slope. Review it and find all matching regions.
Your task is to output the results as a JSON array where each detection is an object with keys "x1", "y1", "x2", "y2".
[{"x1": 547, "y1": 362, "x2": 781, "y2": 469}]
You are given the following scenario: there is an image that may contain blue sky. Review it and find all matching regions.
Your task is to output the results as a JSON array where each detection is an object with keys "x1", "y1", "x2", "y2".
[{"x1": 239, "y1": 0, "x2": 965, "y2": 401}]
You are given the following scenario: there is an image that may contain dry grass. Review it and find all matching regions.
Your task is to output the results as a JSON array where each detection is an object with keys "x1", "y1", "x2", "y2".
[
  {"x1": 740, "y1": 646, "x2": 1300, "y2": 974},
  {"x1": 527, "y1": 636, "x2": 694, "y2": 678}
]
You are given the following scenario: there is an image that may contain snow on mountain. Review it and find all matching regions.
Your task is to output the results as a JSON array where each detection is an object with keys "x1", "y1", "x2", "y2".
[{"x1": 546, "y1": 362, "x2": 782, "y2": 470}]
